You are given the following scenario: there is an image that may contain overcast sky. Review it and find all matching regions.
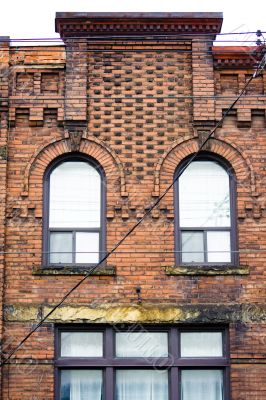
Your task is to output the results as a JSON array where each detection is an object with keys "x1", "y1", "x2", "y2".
[{"x1": 0, "y1": 0, "x2": 265, "y2": 45}]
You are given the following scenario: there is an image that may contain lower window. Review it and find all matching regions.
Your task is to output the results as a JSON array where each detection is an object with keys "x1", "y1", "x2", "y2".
[{"x1": 56, "y1": 326, "x2": 229, "y2": 400}]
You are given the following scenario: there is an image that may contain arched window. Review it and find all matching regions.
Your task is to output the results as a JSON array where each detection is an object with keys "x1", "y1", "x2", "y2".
[
  {"x1": 43, "y1": 154, "x2": 105, "y2": 266},
  {"x1": 175, "y1": 154, "x2": 237, "y2": 265}
]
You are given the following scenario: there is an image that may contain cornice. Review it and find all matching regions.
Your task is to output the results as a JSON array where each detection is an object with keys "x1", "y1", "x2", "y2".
[
  {"x1": 213, "y1": 46, "x2": 261, "y2": 70},
  {"x1": 55, "y1": 12, "x2": 223, "y2": 39}
]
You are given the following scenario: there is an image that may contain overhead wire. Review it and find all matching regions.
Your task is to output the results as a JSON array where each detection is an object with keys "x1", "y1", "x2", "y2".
[
  {"x1": 1, "y1": 50, "x2": 265, "y2": 367},
  {"x1": 0, "y1": 47, "x2": 261, "y2": 53},
  {"x1": 0, "y1": 30, "x2": 265, "y2": 41}
]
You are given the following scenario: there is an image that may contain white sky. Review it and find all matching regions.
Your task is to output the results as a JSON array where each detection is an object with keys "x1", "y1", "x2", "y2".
[{"x1": 0, "y1": 0, "x2": 265, "y2": 45}]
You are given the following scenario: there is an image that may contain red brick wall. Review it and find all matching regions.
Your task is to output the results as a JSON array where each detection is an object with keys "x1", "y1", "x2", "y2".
[{"x1": 0, "y1": 28, "x2": 266, "y2": 399}]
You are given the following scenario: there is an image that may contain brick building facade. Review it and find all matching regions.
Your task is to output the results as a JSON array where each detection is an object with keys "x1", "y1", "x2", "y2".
[{"x1": 0, "y1": 12, "x2": 266, "y2": 399}]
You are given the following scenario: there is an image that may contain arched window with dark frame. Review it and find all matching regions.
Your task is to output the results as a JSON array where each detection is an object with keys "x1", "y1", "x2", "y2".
[
  {"x1": 175, "y1": 153, "x2": 237, "y2": 265},
  {"x1": 43, "y1": 154, "x2": 106, "y2": 266}
]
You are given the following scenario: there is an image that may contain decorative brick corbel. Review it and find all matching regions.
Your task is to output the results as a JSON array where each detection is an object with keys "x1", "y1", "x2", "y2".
[
  {"x1": 64, "y1": 121, "x2": 87, "y2": 152},
  {"x1": 196, "y1": 129, "x2": 212, "y2": 151}
]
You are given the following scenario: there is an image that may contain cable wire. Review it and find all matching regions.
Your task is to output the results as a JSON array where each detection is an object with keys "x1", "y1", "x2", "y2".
[
  {"x1": 0, "y1": 47, "x2": 265, "y2": 368},
  {"x1": 0, "y1": 31, "x2": 265, "y2": 41}
]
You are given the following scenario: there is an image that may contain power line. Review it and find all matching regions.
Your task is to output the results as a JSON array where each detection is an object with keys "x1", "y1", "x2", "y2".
[
  {"x1": 2, "y1": 95, "x2": 266, "y2": 101},
  {"x1": 0, "y1": 31, "x2": 265, "y2": 41},
  {"x1": 0, "y1": 249, "x2": 266, "y2": 255},
  {"x1": 3, "y1": 39, "x2": 265, "y2": 44},
  {"x1": 0, "y1": 48, "x2": 262, "y2": 54},
  {"x1": 1, "y1": 58, "x2": 264, "y2": 367}
]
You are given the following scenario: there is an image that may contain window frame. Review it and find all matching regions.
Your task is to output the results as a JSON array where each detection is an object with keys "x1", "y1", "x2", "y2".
[
  {"x1": 43, "y1": 153, "x2": 106, "y2": 267},
  {"x1": 174, "y1": 152, "x2": 238, "y2": 267},
  {"x1": 54, "y1": 324, "x2": 230, "y2": 400}
]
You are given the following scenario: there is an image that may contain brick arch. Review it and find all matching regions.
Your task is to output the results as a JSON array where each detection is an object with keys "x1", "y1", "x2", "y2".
[
  {"x1": 23, "y1": 137, "x2": 128, "y2": 201},
  {"x1": 153, "y1": 137, "x2": 256, "y2": 199}
]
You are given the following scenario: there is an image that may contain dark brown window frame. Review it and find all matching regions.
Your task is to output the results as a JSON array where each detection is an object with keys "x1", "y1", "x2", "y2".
[
  {"x1": 54, "y1": 324, "x2": 230, "y2": 400},
  {"x1": 174, "y1": 152, "x2": 238, "y2": 267},
  {"x1": 43, "y1": 153, "x2": 106, "y2": 268}
]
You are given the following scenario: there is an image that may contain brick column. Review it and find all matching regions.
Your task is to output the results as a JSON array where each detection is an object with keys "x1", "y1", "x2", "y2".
[
  {"x1": 0, "y1": 36, "x2": 9, "y2": 394},
  {"x1": 64, "y1": 38, "x2": 88, "y2": 135},
  {"x1": 65, "y1": 38, "x2": 88, "y2": 121},
  {"x1": 192, "y1": 38, "x2": 216, "y2": 126}
]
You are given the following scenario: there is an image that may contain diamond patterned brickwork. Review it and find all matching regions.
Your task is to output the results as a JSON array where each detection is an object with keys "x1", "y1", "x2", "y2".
[{"x1": 88, "y1": 44, "x2": 193, "y2": 207}]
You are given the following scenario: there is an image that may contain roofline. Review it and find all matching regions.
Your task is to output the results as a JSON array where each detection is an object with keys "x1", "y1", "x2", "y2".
[
  {"x1": 55, "y1": 12, "x2": 223, "y2": 39},
  {"x1": 55, "y1": 12, "x2": 223, "y2": 19}
]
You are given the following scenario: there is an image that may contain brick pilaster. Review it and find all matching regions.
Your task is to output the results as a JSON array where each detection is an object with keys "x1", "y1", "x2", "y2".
[
  {"x1": 192, "y1": 38, "x2": 216, "y2": 126},
  {"x1": 64, "y1": 38, "x2": 88, "y2": 123},
  {"x1": 0, "y1": 36, "x2": 9, "y2": 394}
]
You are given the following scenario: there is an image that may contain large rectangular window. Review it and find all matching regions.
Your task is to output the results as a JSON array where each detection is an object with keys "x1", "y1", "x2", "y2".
[{"x1": 55, "y1": 326, "x2": 229, "y2": 400}]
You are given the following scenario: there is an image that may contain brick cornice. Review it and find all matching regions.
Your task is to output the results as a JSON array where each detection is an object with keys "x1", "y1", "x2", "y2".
[
  {"x1": 213, "y1": 46, "x2": 261, "y2": 69},
  {"x1": 55, "y1": 12, "x2": 223, "y2": 39}
]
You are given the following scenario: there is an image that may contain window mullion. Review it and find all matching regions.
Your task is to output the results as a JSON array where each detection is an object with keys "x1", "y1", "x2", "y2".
[
  {"x1": 170, "y1": 367, "x2": 179, "y2": 400},
  {"x1": 72, "y1": 230, "x2": 76, "y2": 264},
  {"x1": 105, "y1": 367, "x2": 114, "y2": 400},
  {"x1": 105, "y1": 326, "x2": 114, "y2": 360},
  {"x1": 204, "y1": 230, "x2": 208, "y2": 263}
]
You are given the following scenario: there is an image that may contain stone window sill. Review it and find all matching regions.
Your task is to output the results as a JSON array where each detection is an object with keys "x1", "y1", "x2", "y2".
[
  {"x1": 33, "y1": 265, "x2": 116, "y2": 276},
  {"x1": 165, "y1": 265, "x2": 249, "y2": 276}
]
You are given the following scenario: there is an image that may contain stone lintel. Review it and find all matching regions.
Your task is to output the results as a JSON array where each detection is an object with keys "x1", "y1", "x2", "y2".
[{"x1": 4, "y1": 303, "x2": 266, "y2": 324}]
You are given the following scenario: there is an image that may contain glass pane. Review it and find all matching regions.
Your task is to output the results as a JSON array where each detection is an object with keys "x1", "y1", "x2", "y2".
[
  {"x1": 181, "y1": 332, "x2": 223, "y2": 357},
  {"x1": 207, "y1": 231, "x2": 231, "y2": 263},
  {"x1": 182, "y1": 232, "x2": 204, "y2": 263},
  {"x1": 61, "y1": 332, "x2": 103, "y2": 357},
  {"x1": 116, "y1": 332, "x2": 168, "y2": 357},
  {"x1": 181, "y1": 370, "x2": 223, "y2": 400},
  {"x1": 116, "y1": 369, "x2": 168, "y2": 400},
  {"x1": 50, "y1": 232, "x2": 72, "y2": 264},
  {"x1": 49, "y1": 161, "x2": 101, "y2": 228},
  {"x1": 60, "y1": 370, "x2": 102, "y2": 400},
  {"x1": 179, "y1": 161, "x2": 231, "y2": 228},
  {"x1": 75, "y1": 232, "x2": 99, "y2": 264}
]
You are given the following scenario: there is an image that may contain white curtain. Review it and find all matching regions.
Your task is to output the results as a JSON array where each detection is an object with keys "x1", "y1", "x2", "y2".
[
  {"x1": 181, "y1": 332, "x2": 223, "y2": 357},
  {"x1": 50, "y1": 161, "x2": 101, "y2": 229},
  {"x1": 179, "y1": 161, "x2": 230, "y2": 228},
  {"x1": 116, "y1": 332, "x2": 168, "y2": 358},
  {"x1": 61, "y1": 332, "x2": 103, "y2": 357},
  {"x1": 181, "y1": 370, "x2": 223, "y2": 400},
  {"x1": 116, "y1": 369, "x2": 168, "y2": 400},
  {"x1": 61, "y1": 370, "x2": 102, "y2": 400}
]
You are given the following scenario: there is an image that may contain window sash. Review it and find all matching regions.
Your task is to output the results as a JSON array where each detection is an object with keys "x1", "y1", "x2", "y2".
[
  {"x1": 49, "y1": 228, "x2": 101, "y2": 265},
  {"x1": 175, "y1": 157, "x2": 237, "y2": 266},
  {"x1": 43, "y1": 156, "x2": 106, "y2": 267},
  {"x1": 180, "y1": 228, "x2": 232, "y2": 265}
]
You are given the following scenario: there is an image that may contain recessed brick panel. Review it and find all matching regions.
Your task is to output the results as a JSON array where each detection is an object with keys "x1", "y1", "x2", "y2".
[{"x1": 41, "y1": 72, "x2": 59, "y2": 93}]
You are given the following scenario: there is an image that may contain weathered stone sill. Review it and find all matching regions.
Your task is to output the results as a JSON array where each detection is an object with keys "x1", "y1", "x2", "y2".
[
  {"x1": 33, "y1": 265, "x2": 116, "y2": 276},
  {"x1": 165, "y1": 265, "x2": 249, "y2": 276}
]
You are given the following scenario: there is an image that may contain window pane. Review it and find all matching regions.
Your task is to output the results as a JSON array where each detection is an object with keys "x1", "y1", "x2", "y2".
[
  {"x1": 207, "y1": 231, "x2": 231, "y2": 263},
  {"x1": 181, "y1": 332, "x2": 223, "y2": 357},
  {"x1": 181, "y1": 370, "x2": 223, "y2": 400},
  {"x1": 61, "y1": 332, "x2": 103, "y2": 357},
  {"x1": 75, "y1": 232, "x2": 99, "y2": 264},
  {"x1": 179, "y1": 161, "x2": 230, "y2": 228},
  {"x1": 50, "y1": 232, "x2": 72, "y2": 264},
  {"x1": 49, "y1": 161, "x2": 101, "y2": 228},
  {"x1": 60, "y1": 370, "x2": 102, "y2": 400},
  {"x1": 116, "y1": 332, "x2": 168, "y2": 357},
  {"x1": 116, "y1": 369, "x2": 168, "y2": 400},
  {"x1": 181, "y1": 232, "x2": 204, "y2": 263}
]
